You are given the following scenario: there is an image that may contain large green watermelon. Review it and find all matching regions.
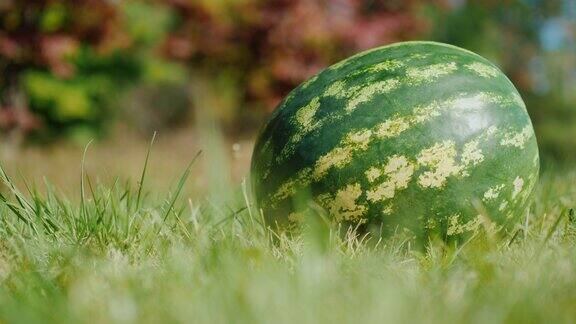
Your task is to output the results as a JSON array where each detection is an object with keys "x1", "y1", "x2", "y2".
[{"x1": 250, "y1": 41, "x2": 539, "y2": 241}]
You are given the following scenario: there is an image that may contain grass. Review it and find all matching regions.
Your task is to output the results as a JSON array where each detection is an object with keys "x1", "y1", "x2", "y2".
[{"x1": 0, "y1": 150, "x2": 575, "y2": 323}]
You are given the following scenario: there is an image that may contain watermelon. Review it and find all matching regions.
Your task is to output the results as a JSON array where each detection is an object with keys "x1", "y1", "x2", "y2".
[{"x1": 250, "y1": 41, "x2": 539, "y2": 241}]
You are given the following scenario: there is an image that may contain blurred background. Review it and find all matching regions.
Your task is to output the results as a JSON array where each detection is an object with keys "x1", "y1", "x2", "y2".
[{"x1": 0, "y1": 0, "x2": 574, "y2": 193}]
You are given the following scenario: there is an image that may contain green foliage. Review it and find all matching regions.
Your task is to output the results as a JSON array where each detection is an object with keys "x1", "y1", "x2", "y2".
[
  {"x1": 24, "y1": 71, "x2": 98, "y2": 120},
  {"x1": 0, "y1": 0, "x2": 184, "y2": 141},
  {"x1": 20, "y1": 46, "x2": 142, "y2": 141},
  {"x1": 40, "y1": 3, "x2": 67, "y2": 32},
  {"x1": 121, "y1": 1, "x2": 174, "y2": 46}
]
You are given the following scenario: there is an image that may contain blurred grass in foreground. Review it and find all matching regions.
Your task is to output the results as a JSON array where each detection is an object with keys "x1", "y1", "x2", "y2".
[{"x1": 0, "y1": 151, "x2": 574, "y2": 323}]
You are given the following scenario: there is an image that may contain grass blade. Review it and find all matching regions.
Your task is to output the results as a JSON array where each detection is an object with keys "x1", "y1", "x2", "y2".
[
  {"x1": 136, "y1": 131, "x2": 156, "y2": 210},
  {"x1": 160, "y1": 150, "x2": 202, "y2": 226}
]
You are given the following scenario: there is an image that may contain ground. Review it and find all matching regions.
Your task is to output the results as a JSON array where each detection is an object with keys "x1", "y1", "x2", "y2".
[{"x1": 0, "y1": 136, "x2": 574, "y2": 323}]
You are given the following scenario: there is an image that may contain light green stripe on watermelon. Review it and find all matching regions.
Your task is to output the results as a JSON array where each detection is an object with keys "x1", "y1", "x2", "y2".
[
  {"x1": 404, "y1": 62, "x2": 458, "y2": 85},
  {"x1": 344, "y1": 78, "x2": 401, "y2": 112},
  {"x1": 276, "y1": 58, "x2": 507, "y2": 164},
  {"x1": 343, "y1": 127, "x2": 487, "y2": 196},
  {"x1": 270, "y1": 123, "x2": 522, "y2": 206},
  {"x1": 269, "y1": 109, "x2": 533, "y2": 206},
  {"x1": 303, "y1": 91, "x2": 521, "y2": 184},
  {"x1": 500, "y1": 125, "x2": 534, "y2": 148},
  {"x1": 464, "y1": 62, "x2": 501, "y2": 78}
]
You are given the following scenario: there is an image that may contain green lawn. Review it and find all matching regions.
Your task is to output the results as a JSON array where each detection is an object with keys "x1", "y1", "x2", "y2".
[{"x1": 0, "y1": 158, "x2": 575, "y2": 323}]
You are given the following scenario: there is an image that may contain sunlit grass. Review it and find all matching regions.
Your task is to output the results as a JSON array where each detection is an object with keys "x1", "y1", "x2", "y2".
[{"x1": 0, "y1": 151, "x2": 574, "y2": 323}]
